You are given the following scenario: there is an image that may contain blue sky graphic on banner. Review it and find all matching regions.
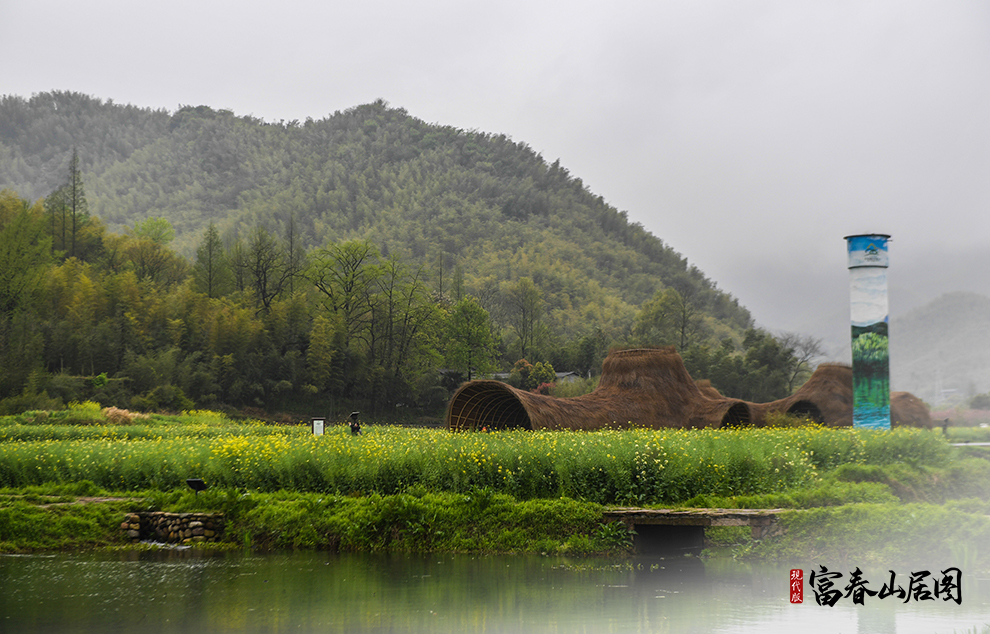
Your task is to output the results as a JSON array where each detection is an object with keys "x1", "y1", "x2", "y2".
[{"x1": 850, "y1": 269, "x2": 889, "y2": 327}]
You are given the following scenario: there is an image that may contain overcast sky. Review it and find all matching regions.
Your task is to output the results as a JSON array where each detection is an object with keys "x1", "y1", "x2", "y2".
[{"x1": 3, "y1": 0, "x2": 988, "y2": 359}]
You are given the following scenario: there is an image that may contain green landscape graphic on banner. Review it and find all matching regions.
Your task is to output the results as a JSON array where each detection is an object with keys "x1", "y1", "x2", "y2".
[{"x1": 846, "y1": 234, "x2": 891, "y2": 430}]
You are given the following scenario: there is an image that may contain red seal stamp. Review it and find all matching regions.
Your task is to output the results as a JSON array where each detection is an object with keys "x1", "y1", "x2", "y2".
[{"x1": 790, "y1": 569, "x2": 804, "y2": 604}]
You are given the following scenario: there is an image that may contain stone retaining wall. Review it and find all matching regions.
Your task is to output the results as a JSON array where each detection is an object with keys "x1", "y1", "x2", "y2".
[{"x1": 121, "y1": 512, "x2": 224, "y2": 544}]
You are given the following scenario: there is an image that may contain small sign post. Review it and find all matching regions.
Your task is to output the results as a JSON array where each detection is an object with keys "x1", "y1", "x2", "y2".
[{"x1": 311, "y1": 417, "x2": 325, "y2": 436}]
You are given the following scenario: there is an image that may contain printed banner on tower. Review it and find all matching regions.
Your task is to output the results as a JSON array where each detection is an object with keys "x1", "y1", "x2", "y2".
[{"x1": 845, "y1": 234, "x2": 891, "y2": 430}]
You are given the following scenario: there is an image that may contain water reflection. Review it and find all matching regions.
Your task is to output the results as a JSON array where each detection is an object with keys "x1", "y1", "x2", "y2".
[{"x1": 0, "y1": 551, "x2": 986, "y2": 633}]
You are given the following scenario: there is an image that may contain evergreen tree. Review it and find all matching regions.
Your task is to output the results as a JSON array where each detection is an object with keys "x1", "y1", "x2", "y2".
[
  {"x1": 530, "y1": 361, "x2": 556, "y2": 393},
  {"x1": 65, "y1": 148, "x2": 89, "y2": 259},
  {"x1": 43, "y1": 184, "x2": 67, "y2": 255},
  {"x1": 284, "y1": 212, "x2": 307, "y2": 295},
  {"x1": 193, "y1": 222, "x2": 233, "y2": 298},
  {"x1": 451, "y1": 263, "x2": 465, "y2": 302}
]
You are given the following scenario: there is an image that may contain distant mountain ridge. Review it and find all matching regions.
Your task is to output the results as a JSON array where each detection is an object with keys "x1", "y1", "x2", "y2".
[{"x1": 890, "y1": 291, "x2": 990, "y2": 401}]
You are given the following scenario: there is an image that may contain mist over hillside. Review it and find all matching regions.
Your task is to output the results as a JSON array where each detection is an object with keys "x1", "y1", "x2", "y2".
[
  {"x1": 890, "y1": 291, "x2": 990, "y2": 402},
  {"x1": 775, "y1": 286, "x2": 990, "y2": 402}
]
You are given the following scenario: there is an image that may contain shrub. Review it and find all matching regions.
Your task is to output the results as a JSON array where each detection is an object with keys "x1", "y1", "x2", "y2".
[
  {"x1": 749, "y1": 503, "x2": 990, "y2": 569},
  {"x1": 549, "y1": 376, "x2": 599, "y2": 398},
  {"x1": 61, "y1": 401, "x2": 106, "y2": 425},
  {"x1": 142, "y1": 385, "x2": 194, "y2": 412},
  {"x1": 764, "y1": 412, "x2": 820, "y2": 428},
  {"x1": 970, "y1": 393, "x2": 990, "y2": 411},
  {"x1": 0, "y1": 392, "x2": 62, "y2": 416}
]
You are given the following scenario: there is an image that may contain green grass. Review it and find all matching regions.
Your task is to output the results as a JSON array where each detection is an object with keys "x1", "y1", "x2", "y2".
[
  {"x1": 0, "y1": 417, "x2": 954, "y2": 504},
  {"x1": 0, "y1": 486, "x2": 629, "y2": 556},
  {"x1": 1, "y1": 410, "x2": 986, "y2": 560},
  {"x1": 223, "y1": 488, "x2": 629, "y2": 555},
  {"x1": 947, "y1": 426, "x2": 990, "y2": 443},
  {"x1": 0, "y1": 497, "x2": 133, "y2": 552}
]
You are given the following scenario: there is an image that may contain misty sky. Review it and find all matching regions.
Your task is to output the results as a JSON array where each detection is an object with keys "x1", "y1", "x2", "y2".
[{"x1": 3, "y1": 0, "x2": 988, "y2": 359}]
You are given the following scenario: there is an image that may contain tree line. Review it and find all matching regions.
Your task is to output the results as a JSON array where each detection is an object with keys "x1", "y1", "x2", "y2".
[
  {"x1": 0, "y1": 92, "x2": 755, "y2": 344},
  {"x1": 0, "y1": 191, "x2": 820, "y2": 419},
  {"x1": 0, "y1": 93, "x2": 824, "y2": 417}
]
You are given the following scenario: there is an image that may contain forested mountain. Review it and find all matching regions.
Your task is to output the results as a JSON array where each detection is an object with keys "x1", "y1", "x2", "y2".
[
  {"x1": 890, "y1": 291, "x2": 990, "y2": 402},
  {"x1": 0, "y1": 91, "x2": 813, "y2": 418},
  {"x1": 1, "y1": 92, "x2": 750, "y2": 325}
]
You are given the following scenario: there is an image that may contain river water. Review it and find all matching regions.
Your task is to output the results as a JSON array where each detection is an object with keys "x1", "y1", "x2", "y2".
[{"x1": 1, "y1": 550, "x2": 987, "y2": 633}]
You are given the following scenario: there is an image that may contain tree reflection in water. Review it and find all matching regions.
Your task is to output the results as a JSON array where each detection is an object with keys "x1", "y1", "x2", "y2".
[{"x1": 0, "y1": 551, "x2": 986, "y2": 633}]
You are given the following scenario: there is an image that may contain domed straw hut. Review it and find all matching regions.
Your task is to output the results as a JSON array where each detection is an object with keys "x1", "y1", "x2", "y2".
[
  {"x1": 890, "y1": 391, "x2": 933, "y2": 429},
  {"x1": 750, "y1": 363, "x2": 854, "y2": 427},
  {"x1": 446, "y1": 347, "x2": 753, "y2": 431},
  {"x1": 752, "y1": 363, "x2": 932, "y2": 429}
]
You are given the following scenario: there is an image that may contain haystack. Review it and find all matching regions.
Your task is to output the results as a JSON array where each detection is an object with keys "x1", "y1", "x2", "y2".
[
  {"x1": 752, "y1": 363, "x2": 932, "y2": 429},
  {"x1": 446, "y1": 348, "x2": 753, "y2": 431},
  {"x1": 891, "y1": 391, "x2": 933, "y2": 429}
]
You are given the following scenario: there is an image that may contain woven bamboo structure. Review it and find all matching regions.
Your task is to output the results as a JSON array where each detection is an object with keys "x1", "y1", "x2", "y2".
[
  {"x1": 695, "y1": 380, "x2": 723, "y2": 400},
  {"x1": 751, "y1": 363, "x2": 932, "y2": 429},
  {"x1": 749, "y1": 363, "x2": 855, "y2": 427},
  {"x1": 446, "y1": 347, "x2": 753, "y2": 431},
  {"x1": 447, "y1": 351, "x2": 932, "y2": 431}
]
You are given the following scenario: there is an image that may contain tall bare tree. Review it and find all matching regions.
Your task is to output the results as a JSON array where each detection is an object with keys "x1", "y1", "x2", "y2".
[
  {"x1": 779, "y1": 332, "x2": 825, "y2": 392},
  {"x1": 503, "y1": 276, "x2": 545, "y2": 360}
]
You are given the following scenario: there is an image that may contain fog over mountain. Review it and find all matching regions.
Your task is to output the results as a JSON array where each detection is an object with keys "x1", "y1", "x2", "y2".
[
  {"x1": 2, "y1": 0, "x2": 987, "y2": 393},
  {"x1": 758, "y1": 249, "x2": 990, "y2": 364},
  {"x1": 890, "y1": 292, "x2": 990, "y2": 402}
]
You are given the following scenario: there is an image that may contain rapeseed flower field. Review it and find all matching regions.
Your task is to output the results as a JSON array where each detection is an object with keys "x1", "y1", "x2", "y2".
[{"x1": 0, "y1": 409, "x2": 951, "y2": 505}]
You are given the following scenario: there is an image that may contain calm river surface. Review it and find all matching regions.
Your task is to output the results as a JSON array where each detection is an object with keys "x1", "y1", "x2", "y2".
[{"x1": 1, "y1": 550, "x2": 987, "y2": 633}]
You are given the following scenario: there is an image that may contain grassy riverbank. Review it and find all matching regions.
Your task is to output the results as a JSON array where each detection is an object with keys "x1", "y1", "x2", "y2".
[{"x1": 1, "y1": 406, "x2": 989, "y2": 568}]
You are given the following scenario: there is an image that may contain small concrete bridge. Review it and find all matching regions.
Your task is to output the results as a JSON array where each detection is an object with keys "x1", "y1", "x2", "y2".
[{"x1": 603, "y1": 507, "x2": 787, "y2": 556}]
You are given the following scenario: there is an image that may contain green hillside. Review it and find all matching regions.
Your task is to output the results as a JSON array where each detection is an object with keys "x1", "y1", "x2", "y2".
[
  {"x1": 2, "y1": 91, "x2": 742, "y2": 320},
  {"x1": 0, "y1": 91, "x2": 812, "y2": 417}
]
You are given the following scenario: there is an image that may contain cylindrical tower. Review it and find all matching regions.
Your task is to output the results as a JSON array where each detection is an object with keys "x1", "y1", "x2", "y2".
[{"x1": 844, "y1": 234, "x2": 891, "y2": 429}]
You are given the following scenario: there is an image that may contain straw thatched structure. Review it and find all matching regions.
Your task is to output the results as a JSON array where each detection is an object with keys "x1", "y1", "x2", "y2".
[
  {"x1": 891, "y1": 391, "x2": 934, "y2": 429},
  {"x1": 750, "y1": 363, "x2": 854, "y2": 427},
  {"x1": 446, "y1": 348, "x2": 753, "y2": 431},
  {"x1": 695, "y1": 380, "x2": 723, "y2": 400},
  {"x1": 752, "y1": 363, "x2": 932, "y2": 429},
  {"x1": 447, "y1": 351, "x2": 932, "y2": 431}
]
